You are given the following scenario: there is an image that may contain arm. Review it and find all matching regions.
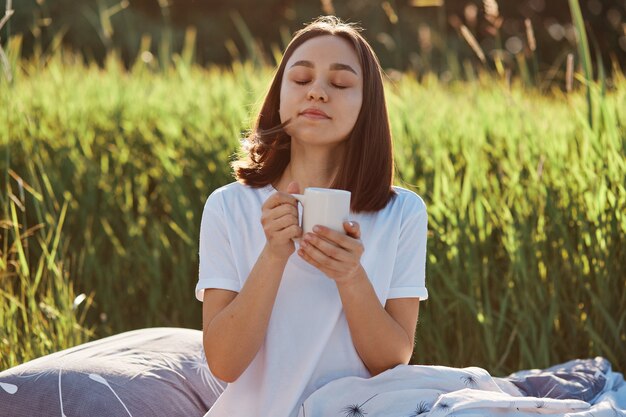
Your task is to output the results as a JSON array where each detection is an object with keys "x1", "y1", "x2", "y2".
[
  {"x1": 202, "y1": 248, "x2": 288, "y2": 383},
  {"x1": 298, "y1": 223, "x2": 420, "y2": 376},
  {"x1": 336, "y1": 271, "x2": 420, "y2": 375},
  {"x1": 202, "y1": 184, "x2": 302, "y2": 383}
]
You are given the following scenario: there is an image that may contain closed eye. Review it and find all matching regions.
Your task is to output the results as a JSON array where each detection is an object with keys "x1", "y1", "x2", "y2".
[{"x1": 294, "y1": 80, "x2": 348, "y2": 89}]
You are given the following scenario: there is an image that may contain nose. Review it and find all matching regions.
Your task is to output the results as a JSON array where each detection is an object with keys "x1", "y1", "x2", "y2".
[{"x1": 307, "y1": 82, "x2": 328, "y2": 102}]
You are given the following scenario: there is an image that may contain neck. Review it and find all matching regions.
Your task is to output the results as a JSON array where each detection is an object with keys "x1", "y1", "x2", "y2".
[{"x1": 273, "y1": 140, "x2": 346, "y2": 192}]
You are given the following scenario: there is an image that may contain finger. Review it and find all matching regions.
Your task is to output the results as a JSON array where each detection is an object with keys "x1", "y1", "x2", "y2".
[
  {"x1": 264, "y1": 192, "x2": 298, "y2": 209},
  {"x1": 297, "y1": 247, "x2": 323, "y2": 270},
  {"x1": 277, "y1": 224, "x2": 302, "y2": 240},
  {"x1": 268, "y1": 203, "x2": 299, "y2": 222},
  {"x1": 261, "y1": 205, "x2": 297, "y2": 230},
  {"x1": 300, "y1": 239, "x2": 343, "y2": 270},
  {"x1": 286, "y1": 181, "x2": 300, "y2": 194},
  {"x1": 298, "y1": 245, "x2": 336, "y2": 275},
  {"x1": 269, "y1": 212, "x2": 299, "y2": 232},
  {"x1": 302, "y1": 233, "x2": 351, "y2": 262},
  {"x1": 313, "y1": 225, "x2": 360, "y2": 251},
  {"x1": 342, "y1": 221, "x2": 361, "y2": 239}
]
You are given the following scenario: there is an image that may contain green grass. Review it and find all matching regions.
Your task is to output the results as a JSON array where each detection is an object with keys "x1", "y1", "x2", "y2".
[
  {"x1": 1, "y1": 176, "x2": 94, "y2": 367},
  {"x1": 388, "y1": 72, "x2": 625, "y2": 372},
  {"x1": 1, "y1": 43, "x2": 625, "y2": 374}
]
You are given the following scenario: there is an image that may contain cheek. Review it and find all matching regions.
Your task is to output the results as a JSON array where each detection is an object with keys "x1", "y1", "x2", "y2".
[
  {"x1": 279, "y1": 85, "x2": 297, "y2": 121},
  {"x1": 344, "y1": 92, "x2": 363, "y2": 124},
  {"x1": 278, "y1": 81, "x2": 288, "y2": 117}
]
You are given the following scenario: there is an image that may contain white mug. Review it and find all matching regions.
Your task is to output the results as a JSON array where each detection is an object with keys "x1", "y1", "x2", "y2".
[{"x1": 291, "y1": 188, "x2": 351, "y2": 235}]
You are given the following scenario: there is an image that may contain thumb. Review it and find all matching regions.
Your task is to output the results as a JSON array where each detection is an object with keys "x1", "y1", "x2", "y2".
[
  {"x1": 286, "y1": 181, "x2": 300, "y2": 194},
  {"x1": 343, "y1": 221, "x2": 361, "y2": 239}
]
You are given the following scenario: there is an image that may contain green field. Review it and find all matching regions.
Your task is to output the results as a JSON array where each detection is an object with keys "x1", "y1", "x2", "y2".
[{"x1": 1, "y1": 43, "x2": 625, "y2": 374}]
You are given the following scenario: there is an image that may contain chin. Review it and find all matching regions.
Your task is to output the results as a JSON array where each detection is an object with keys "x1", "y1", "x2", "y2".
[{"x1": 296, "y1": 134, "x2": 348, "y2": 148}]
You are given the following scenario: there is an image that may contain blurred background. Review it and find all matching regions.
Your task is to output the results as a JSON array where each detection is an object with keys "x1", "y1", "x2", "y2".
[{"x1": 3, "y1": 0, "x2": 626, "y2": 80}]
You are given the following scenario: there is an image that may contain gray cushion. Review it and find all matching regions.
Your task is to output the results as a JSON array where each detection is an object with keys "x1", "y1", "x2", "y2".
[{"x1": 0, "y1": 327, "x2": 225, "y2": 417}]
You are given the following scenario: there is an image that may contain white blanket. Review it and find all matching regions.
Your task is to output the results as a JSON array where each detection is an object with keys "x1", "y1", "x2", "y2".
[{"x1": 298, "y1": 363, "x2": 626, "y2": 416}]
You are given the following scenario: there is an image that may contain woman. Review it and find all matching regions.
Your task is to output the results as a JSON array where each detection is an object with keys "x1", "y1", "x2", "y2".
[{"x1": 195, "y1": 16, "x2": 428, "y2": 417}]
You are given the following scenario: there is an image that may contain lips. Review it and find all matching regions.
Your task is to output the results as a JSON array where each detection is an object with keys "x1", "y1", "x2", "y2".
[{"x1": 299, "y1": 108, "x2": 331, "y2": 119}]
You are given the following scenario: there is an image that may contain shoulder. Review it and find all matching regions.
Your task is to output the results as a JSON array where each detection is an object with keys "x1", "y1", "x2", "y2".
[
  {"x1": 206, "y1": 181, "x2": 248, "y2": 199},
  {"x1": 203, "y1": 181, "x2": 237, "y2": 210},
  {"x1": 388, "y1": 186, "x2": 427, "y2": 217},
  {"x1": 203, "y1": 181, "x2": 270, "y2": 212}
]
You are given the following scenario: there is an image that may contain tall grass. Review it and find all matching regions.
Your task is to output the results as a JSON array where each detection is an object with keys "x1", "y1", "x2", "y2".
[
  {"x1": 388, "y1": 72, "x2": 625, "y2": 373},
  {"x1": 568, "y1": 0, "x2": 594, "y2": 127},
  {"x1": 1, "y1": 39, "x2": 269, "y2": 352},
  {"x1": 1, "y1": 43, "x2": 624, "y2": 372},
  {"x1": 0, "y1": 171, "x2": 94, "y2": 370}
]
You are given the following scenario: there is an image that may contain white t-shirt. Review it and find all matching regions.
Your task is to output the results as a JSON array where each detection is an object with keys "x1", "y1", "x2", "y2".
[{"x1": 195, "y1": 181, "x2": 428, "y2": 417}]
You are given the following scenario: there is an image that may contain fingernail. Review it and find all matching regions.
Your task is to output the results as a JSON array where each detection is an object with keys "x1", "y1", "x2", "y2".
[
  {"x1": 348, "y1": 221, "x2": 355, "y2": 227},
  {"x1": 313, "y1": 226, "x2": 321, "y2": 233}
]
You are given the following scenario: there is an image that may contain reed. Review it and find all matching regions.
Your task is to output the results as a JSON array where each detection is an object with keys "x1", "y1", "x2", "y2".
[
  {"x1": 567, "y1": 0, "x2": 593, "y2": 125},
  {"x1": 1, "y1": 48, "x2": 623, "y2": 373},
  {"x1": 388, "y1": 74, "x2": 625, "y2": 373},
  {"x1": 0, "y1": 172, "x2": 94, "y2": 370}
]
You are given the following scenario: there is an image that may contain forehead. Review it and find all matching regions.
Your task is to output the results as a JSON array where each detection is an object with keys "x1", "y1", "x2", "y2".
[{"x1": 286, "y1": 35, "x2": 361, "y2": 72}]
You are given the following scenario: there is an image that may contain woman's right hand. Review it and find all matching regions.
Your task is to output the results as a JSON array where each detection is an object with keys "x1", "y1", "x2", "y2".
[{"x1": 261, "y1": 181, "x2": 302, "y2": 261}]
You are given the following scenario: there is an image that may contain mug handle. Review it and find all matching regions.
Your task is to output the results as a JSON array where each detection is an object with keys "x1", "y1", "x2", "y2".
[
  {"x1": 291, "y1": 194, "x2": 305, "y2": 203},
  {"x1": 290, "y1": 194, "x2": 305, "y2": 243}
]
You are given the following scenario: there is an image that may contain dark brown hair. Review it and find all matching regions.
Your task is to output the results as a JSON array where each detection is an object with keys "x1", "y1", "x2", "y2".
[{"x1": 232, "y1": 16, "x2": 395, "y2": 212}]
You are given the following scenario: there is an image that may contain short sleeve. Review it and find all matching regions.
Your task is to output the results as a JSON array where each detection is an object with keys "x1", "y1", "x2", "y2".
[
  {"x1": 195, "y1": 190, "x2": 241, "y2": 301},
  {"x1": 387, "y1": 200, "x2": 428, "y2": 300}
]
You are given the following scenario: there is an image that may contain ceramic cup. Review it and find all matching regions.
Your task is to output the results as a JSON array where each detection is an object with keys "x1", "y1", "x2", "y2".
[{"x1": 291, "y1": 188, "x2": 351, "y2": 235}]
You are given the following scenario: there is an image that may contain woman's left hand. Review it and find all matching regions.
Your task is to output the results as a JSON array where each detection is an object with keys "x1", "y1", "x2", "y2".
[{"x1": 298, "y1": 221, "x2": 364, "y2": 284}]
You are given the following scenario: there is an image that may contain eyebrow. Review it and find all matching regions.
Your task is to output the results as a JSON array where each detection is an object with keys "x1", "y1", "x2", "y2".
[{"x1": 289, "y1": 60, "x2": 358, "y2": 75}]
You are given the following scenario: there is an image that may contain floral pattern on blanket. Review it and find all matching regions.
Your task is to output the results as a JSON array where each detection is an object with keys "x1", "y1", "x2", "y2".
[
  {"x1": 0, "y1": 328, "x2": 225, "y2": 417},
  {"x1": 2, "y1": 328, "x2": 624, "y2": 417},
  {"x1": 298, "y1": 358, "x2": 626, "y2": 417}
]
